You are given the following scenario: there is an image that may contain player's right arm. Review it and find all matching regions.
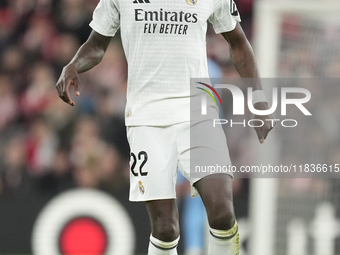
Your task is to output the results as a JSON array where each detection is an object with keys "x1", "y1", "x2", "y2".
[{"x1": 56, "y1": 30, "x2": 112, "y2": 106}]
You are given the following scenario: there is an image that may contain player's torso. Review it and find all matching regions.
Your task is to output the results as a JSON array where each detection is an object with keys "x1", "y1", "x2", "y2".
[
  {"x1": 115, "y1": 0, "x2": 216, "y2": 126},
  {"x1": 116, "y1": 0, "x2": 214, "y2": 101}
]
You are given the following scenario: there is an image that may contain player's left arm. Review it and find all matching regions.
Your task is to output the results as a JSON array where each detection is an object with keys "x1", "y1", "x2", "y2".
[
  {"x1": 221, "y1": 23, "x2": 276, "y2": 143},
  {"x1": 221, "y1": 23, "x2": 259, "y2": 79}
]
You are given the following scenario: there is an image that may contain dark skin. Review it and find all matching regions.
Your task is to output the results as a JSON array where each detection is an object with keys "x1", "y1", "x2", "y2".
[
  {"x1": 56, "y1": 30, "x2": 112, "y2": 106},
  {"x1": 56, "y1": 23, "x2": 275, "y2": 241}
]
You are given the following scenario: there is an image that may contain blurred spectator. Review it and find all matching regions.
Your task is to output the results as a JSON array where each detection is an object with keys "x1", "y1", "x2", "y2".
[
  {"x1": 21, "y1": 15, "x2": 56, "y2": 61},
  {"x1": 70, "y1": 116, "x2": 103, "y2": 170},
  {"x1": 1, "y1": 46, "x2": 24, "y2": 74},
  {"x1": 20, "y1": 63, "x2": 55, "y2": 118},
  {"x1": 0, "y1": 46, "x2": 26, "y2": 92},
  {"x1": 37, "y1": 149, "x2": 75, "y2": 194},
  {"x1": 0, "y1": 135, "x2": 32, "y2": 195},
  {"x1": 43, "y1": 94, "x2": 78, "y2": 149},
  {"x1": 54, "y1": 0, "x2": 93, "y2": 43},
  {"x1": 26, "y1": 116, "x2": 58, "y2": 175},
  {"x1": 0, "y1": 73, "x2": 19, "y2": 130}
]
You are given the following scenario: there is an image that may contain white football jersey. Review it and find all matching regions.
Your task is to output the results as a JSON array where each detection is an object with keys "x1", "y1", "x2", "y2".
[{"x1": 90, "y1": 0, "x2": 241, "y2": 126}]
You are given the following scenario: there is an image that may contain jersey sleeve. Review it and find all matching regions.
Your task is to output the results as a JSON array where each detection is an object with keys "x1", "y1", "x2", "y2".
[
  {"x1": 208, "y1": 0, "x2": 241, "y2": 34},
  {"x1": 89, "y1": 0, "x2": 120, "y2": 37}
]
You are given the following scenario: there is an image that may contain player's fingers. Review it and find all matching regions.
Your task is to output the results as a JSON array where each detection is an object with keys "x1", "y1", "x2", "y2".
[
  {"x1": 65, "y1": 89, "x2": 75, "y2": 106},
  {"x1": 58, "y1": 84, "x2": 70, "y2": 101},
  {"x1": 56, "y1": 78, "x2": 65, "y2": 97},
  {"x1": 59, "y1": 94, "x2": 67, "y2": 102},
  {"x1": 56, "y1": 84, "x2": 62, "y2": 97},
  {"x1": 62, "y1": 79, "x2": 75, "y2": 106},
  {"x1": 263, "y1": 117, "x2": 276, "y2": 139},
  {"x1": 254, "y1": 126, "x2": 264, "y2": 144},
  {"x1": 262, "y1": 123, "x2": 271, "y2": 140},
  {"x1": 73, "y1": 79, "x2": 80, "y2": 96},
  {"x1": 57, "y1": 83, "x2": 69, "y2": 104}
]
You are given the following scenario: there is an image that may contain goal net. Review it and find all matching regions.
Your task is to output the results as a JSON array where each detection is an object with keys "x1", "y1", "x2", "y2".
[{"x1": 249, "y1": 1, "x2": 340, "y2": 255}]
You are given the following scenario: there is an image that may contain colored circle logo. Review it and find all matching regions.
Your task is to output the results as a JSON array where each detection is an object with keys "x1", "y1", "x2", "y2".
[
  {"x1": 32, "y1": 189, "x2": 135, "y2": 255},
  {"x1": 59, "y1": 217, "x2": 108, "y2": 255}
]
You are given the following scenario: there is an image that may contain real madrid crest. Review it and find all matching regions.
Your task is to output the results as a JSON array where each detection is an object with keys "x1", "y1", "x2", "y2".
[
  {"x1": 186, "y1": 0, "x2": 197, "y2": 6},
  {"x1": 139, "y1": 180, "x2": 145, "y2": 195}
]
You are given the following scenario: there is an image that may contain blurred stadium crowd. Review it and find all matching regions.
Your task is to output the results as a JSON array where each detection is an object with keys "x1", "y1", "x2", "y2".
[
  {"x1": 0, "y1": 0, "x2": 132, "y2": 197},
  {"x1": 0, "y1": 0, "x2": 253, "y2": 198}
]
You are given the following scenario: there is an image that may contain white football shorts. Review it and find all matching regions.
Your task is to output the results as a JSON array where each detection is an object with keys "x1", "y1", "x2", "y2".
[{"x1": 127, "y1": 109, "x2": 232, "y2": 202}]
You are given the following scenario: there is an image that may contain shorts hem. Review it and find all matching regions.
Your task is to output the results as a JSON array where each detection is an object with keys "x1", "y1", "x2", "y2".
[
  {"x1": 190, "y1": 172, "x2": 234, "y2": 197},
  {"x1": 129, "y1": 196, "x2": 177, "y2": 202}
]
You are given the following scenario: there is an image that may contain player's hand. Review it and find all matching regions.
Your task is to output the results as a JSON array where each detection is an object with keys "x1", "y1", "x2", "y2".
[
  {"x1": 56, "y1": 64, "x2": 80, "y2": 106},
  {"x1": 253, "y1": 102, "x2": 276, "y2": 144}
]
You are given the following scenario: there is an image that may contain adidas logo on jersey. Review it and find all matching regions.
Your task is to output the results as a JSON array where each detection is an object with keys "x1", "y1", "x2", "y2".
[{"x1": 133, "y1": 0, "x2": 150, "y2": 3}]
